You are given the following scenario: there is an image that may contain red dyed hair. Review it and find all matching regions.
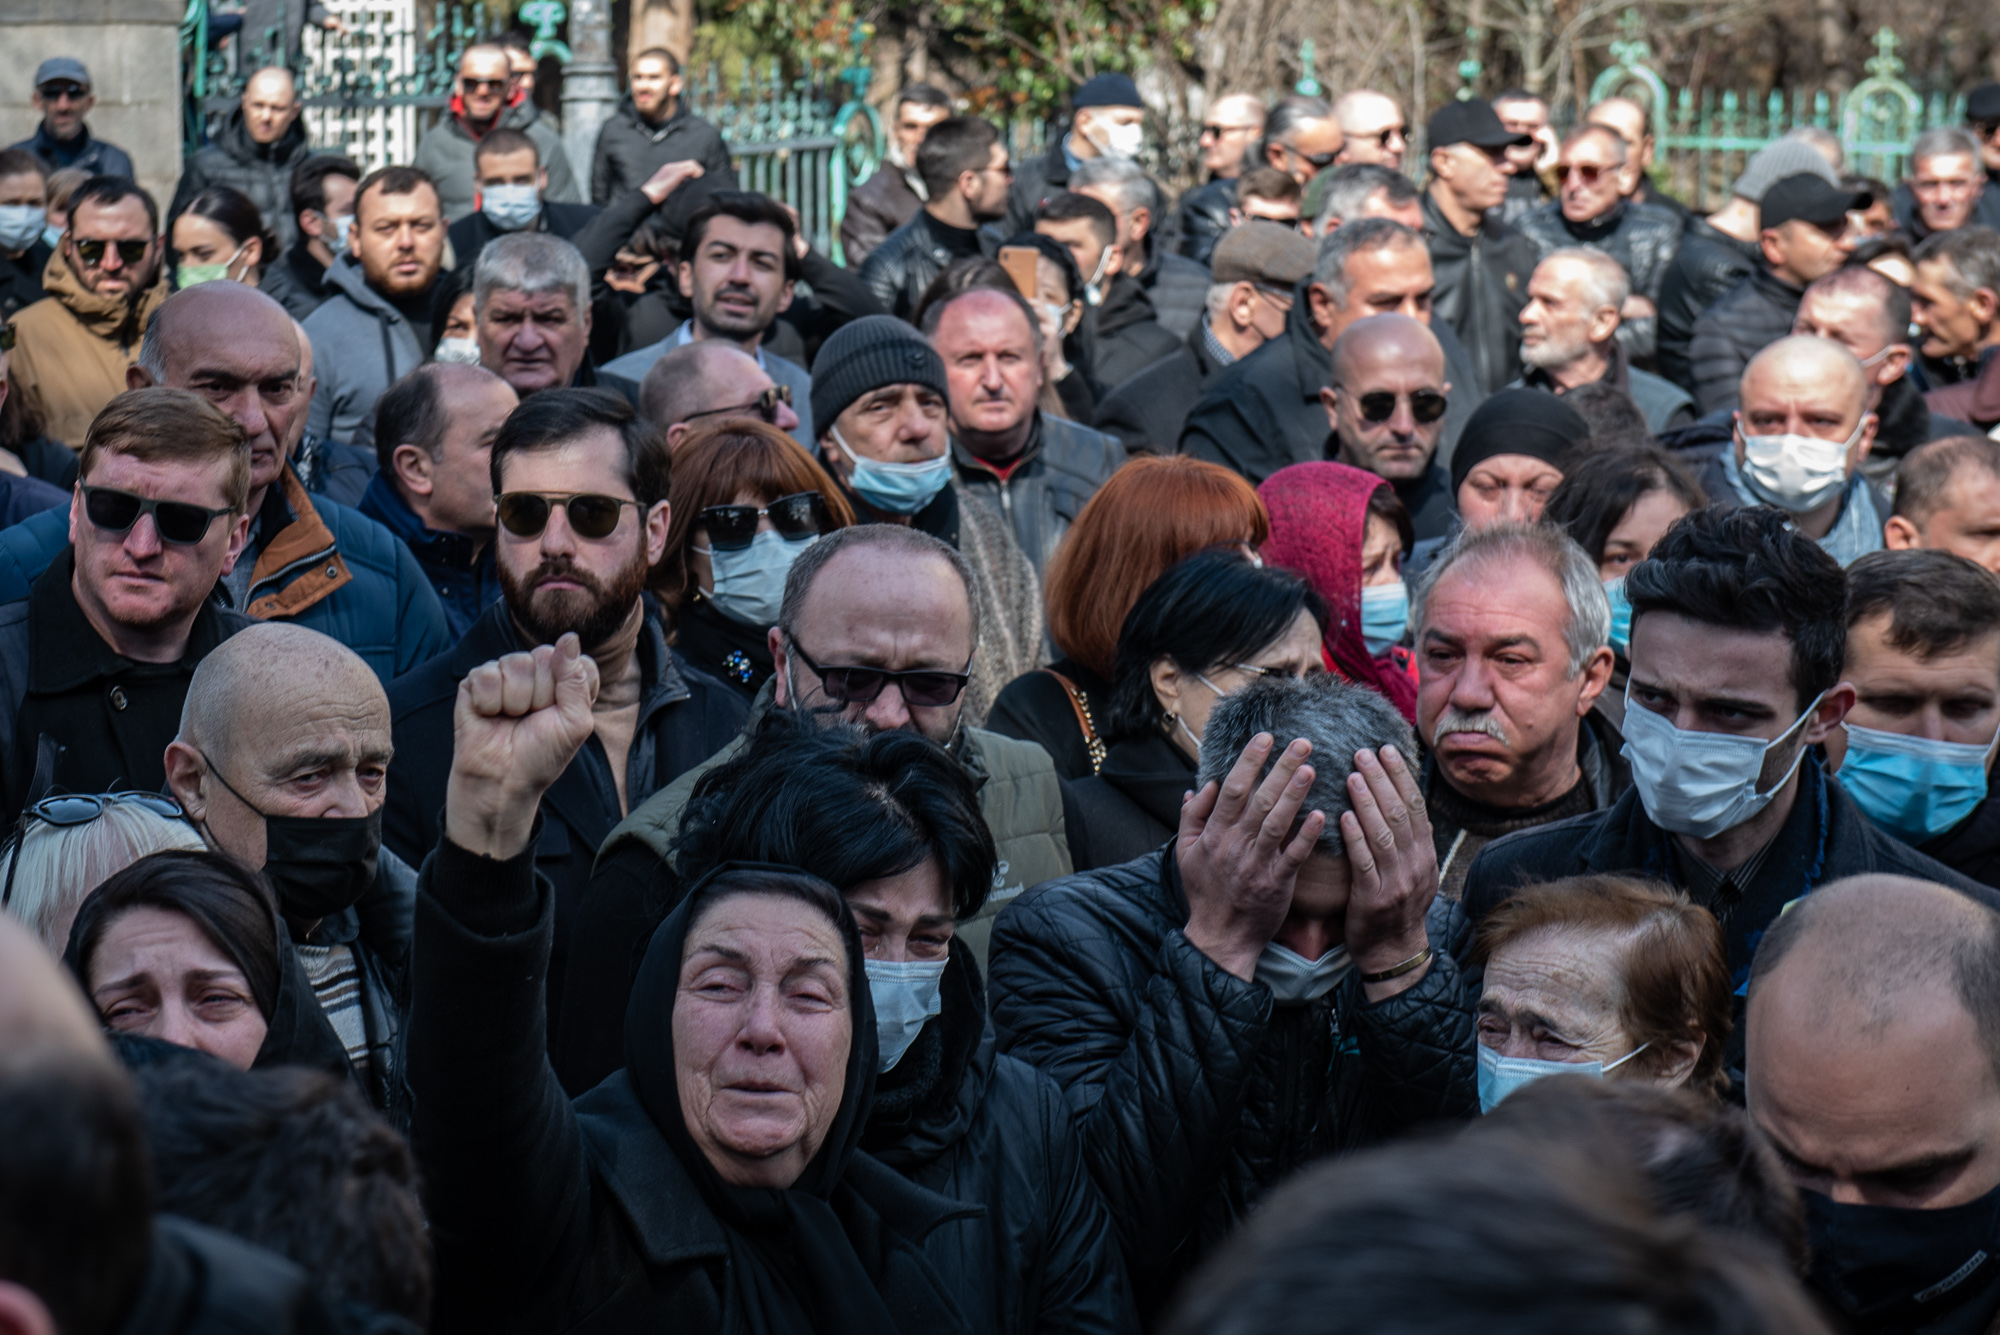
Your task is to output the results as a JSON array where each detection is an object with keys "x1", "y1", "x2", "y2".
[{"x1": 1044, "y1": 456, "x2": 1270, "y2": 680}]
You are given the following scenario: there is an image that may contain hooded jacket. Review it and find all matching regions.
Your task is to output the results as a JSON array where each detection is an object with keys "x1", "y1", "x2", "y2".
[
  {"x1": 1423, "y1": 188, "x2": 1538, "y2": 395},
  {"x1": 590, "y1": 96, "x2": 736, "y2": 206},
  {"x1": 412, "y1": 95, "x2": 581, "y2": 223},
  {"x1": 988, "y1": 846, "x2": 1476, "y2": 1319},
  {"x1": 9, "y1": 245, "x2": 169, "y2": 449},
  {"x1": 949, "y1": 413, "x2": 1126, "y2": 578},
  {"x1": 1689, "y1": 265, "x2": 1804, "y2": 415},
  {"x1": 169, "y1": 107, "x2": 313, "y2": 253},
  {"x1": 300, "y1": 255, "x2": 429, "y2": 445},
  {"x1": 1514, "y1": 199, "x2": 1683, "y2": 364}
]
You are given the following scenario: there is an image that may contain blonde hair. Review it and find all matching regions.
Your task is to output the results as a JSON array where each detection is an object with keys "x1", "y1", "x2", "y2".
[{"x1": 3, "y1": 805, "x2": 207, "y2": 953}]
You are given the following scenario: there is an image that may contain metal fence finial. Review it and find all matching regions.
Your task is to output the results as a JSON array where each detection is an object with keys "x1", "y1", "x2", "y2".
[
  {"x1": 1295, "y1": 41, "x2": 1322, "y2": 98},
  {"x1": 1457, "y1": 26, "x2": 1483, "y2": 101}
]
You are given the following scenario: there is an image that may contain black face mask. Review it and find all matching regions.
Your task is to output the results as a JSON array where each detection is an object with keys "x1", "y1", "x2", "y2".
[
  {"x1": 1804, "y1": 1182, "x2": 2000, "y2": 1329},
  {"x1": 199, "y1": 752, "x2": 383, "y2": 921}
]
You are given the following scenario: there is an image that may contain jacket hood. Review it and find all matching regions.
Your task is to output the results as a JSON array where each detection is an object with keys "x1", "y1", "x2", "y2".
[
  {"x1": 216, "y1": 105, "x2": 309, "y2": 164},
  {"x1": 39, "y1": 242, "x2": 168, "y2": 339},
  {"x1": 1092, "y1": 273, "x2": 1161, "y2": 338},
  {"x1": 1097, "y1": 730, "x2": 1197, "y2": 830},
  {"x1": 320, "y1": 253, "x2": 401, "y2": 316}
]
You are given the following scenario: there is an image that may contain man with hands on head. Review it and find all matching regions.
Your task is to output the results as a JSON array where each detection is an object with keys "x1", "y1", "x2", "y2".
[{"x1": 989, "y1": 674, "x2": 1474, "y2": 1322}]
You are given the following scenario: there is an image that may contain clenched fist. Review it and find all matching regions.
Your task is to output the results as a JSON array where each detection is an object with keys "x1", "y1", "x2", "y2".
[{"x1": 444, "y1": 634, "x2": 600, "y2": 860}]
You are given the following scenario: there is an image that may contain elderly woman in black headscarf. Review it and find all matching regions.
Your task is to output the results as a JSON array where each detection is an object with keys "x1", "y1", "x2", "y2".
[{"x1": 407, "y1": 636, "x2": 975, "y2": 1335}]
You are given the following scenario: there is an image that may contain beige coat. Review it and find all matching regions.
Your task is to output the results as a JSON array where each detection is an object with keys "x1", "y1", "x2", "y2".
[{"x1": 10, "y1": 248, "x2": 168, "y2": 450}]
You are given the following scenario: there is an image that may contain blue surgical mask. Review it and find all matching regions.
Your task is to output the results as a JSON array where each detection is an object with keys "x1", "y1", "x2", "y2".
[
  {"x1": 1254, "y1": 941, "x2": 1352, "y2": 1004},
  {"x1": 0, "y1": 205, "x2": 46, "y2": 254},
  {"x1": 1477, "y1": 1040, "x2": 1650, "y2": 1113},
  {"x1": 865, "y1": 957, "x2": 947, "y2": 1071},
  {"x1": 1360, "y1": 582, "x2": 1409, "y2": 657},
  {"x1": 695, "y1": 529, "x2": 816, "y2": 629},
  {"x1": 41, "y1": 223, "x2": 64, "y2": 251},
  {"x1": 1603, "y1": 576, "x2": 1632, "y2": 655},
  {"x1": 1839, "y1": 721, "x2": 1995, "y2": 844},
  {"x1": 832, "y1": 426, "x2": 953, "y2": 516},
  {"x1": 480, "y1": 183, "x2": 541, "y2": 232}
]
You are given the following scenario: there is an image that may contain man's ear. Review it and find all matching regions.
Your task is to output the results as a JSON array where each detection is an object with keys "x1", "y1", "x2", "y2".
[
  {"x1": 1877, "y1": 344, "x2": 1912, "y2": 386},
  {"x1": 1319, "y1": 384, "x2": 1340, "y2": 432},
  {"x1": 1853, "y1": 412, "x2": 1878, "y2": 463},
  {"x1": 1128, "y1": 204, "x2": 1153, "y2": 245},
  {"x1": 643, "y1": 499, "x2": 671, "y2": 567},
  {"x1": 1586, "y1": 304, "x2": 1621, "y2": 346},
  {"x1": 1758, "y1": 228, "x2": 1786, "y2": 270},
  {"x1": 677, "y1": 259, "x2": 694, "y2": 299},
  {"x1": 126, "y1": 363, "x2": 154, "y2": 390},
  {"x1": 391, "y1": 442, "x2": 436, "y2": 497},
  {"x1": 537, "y1": 167, "x2": 550, "y2": 194},
  {"x1": 1576, "y1": 646, "x2": 1616, "y2": 712},
  {"x1": 1805, "y1": 682, "x2": 1857, "y2": 745},
  {"x1": 768, "y1": 627, "x2": 791, "y2": 705},
  {"x1": 162, "y1": 741, "x2": 210, "y2": 822},
  {"x1": 1971, "y1": 286, "x2": 2000, "y2": 328},
  {"x1": 1883, "y1": 513, "x2": 1924, "y2": 550}
]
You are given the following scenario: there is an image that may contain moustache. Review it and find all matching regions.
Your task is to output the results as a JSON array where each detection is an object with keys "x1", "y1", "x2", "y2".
[
  {"x1": 1430, "y1": 707, "x2": 1508, "y2": 746},
  {"x1": 524, "y1": 557, "x2": 604, "y2": 595}
]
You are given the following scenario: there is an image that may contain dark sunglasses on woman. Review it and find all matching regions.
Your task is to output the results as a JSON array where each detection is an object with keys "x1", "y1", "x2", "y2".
[
  {"x1": 495, "y1": 492, "x2": 643, "y2": 540},
  {"x1": 81, "y1": 486, "x2": 235, "y2": 545},
  {"x1": 698, "y1": 491, "x2": 827, "y2": 550},
  {"x1": 1355, "y1": 389, "x2": 1449, "y2": 425},
  {"x1": 788, "y1": 641, "x2": 970, "y2": 708}
]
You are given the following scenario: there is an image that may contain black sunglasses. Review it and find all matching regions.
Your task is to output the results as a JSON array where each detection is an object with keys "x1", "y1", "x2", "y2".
[
  {"x1": 1286, "y1": 147, "x2": 1339, "y2": 169},
  {"x1": 72, "y1": 237, "x2": 150, "y2": 268},
  {"x1": 699, "y1": 491, "x2": 826, "y2": 550},
  {"x1": 683, "y1": 383, "x2": 793, "y2": 426},
  {"x1": 3, "y1": 791, "x2": 185, "y2": 908},
  {"x1": 496, "y1": 491, "x2": 642, "y2": 540},
  {"x1": 1356, "y1": 389, "x2": 1449, "y2": 424},
  {"x1": 789, "y1": 640, "x2": 971, "y2": 709},
  {"x1": 82, "y1": 486, "x2": 234, "y2": 544},
  {"x1": 464, "y1": 77, "x2": 510, "y2": 92},
  {"x1": 1373, "y1": 126, "x2": 1407, "y2": 147}
]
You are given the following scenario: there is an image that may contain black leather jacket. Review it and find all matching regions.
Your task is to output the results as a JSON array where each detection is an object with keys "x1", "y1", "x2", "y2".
[
  {"x1": 989, "y1": 846, "x2": 1476, "y2": 1319},
  {"x1": 1422, "y1": 189, "x2": 1537, "y2": 395},
  {"x1": 1515, "y1": 200, "x2": 1684, "y2": 364},
  {"x1": 861, "y1": 209, "x2": 990, "y2": 320},
  {"x1": 1175, "y1": 178, "x2": 1236, "y2": 265},
  {"x1": 1656, "y1": 219, "x2": 1759, "y2": 391}
]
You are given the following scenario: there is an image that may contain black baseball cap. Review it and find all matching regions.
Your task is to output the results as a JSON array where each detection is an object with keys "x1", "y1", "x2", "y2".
[
  {"x1": 1426, "y1": 99, "x2": 1534, "y2": 152},
  {"x1": 1968, "y1": 82, "x2": 2000, "y2": 124},
  {"x1": 1761, "y1": 173, "x2": 1871, "y2": 230}
]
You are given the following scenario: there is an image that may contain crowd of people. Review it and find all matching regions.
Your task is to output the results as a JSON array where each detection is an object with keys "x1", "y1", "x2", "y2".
[{"x1": 7, "y1": 36, "x2": 2000, "y2": 1335}]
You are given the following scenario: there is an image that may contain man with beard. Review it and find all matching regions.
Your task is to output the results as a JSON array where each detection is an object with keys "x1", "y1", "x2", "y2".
[
  {"x1": 597, "y1": 191, "x2": 813, "y2": 446},
  {"x1": 382, "y1": 388, "x2": 747, "y2": 1040},
  {"x1": 1512, "y1": 248, "x2": 1693, "y2": 432}
]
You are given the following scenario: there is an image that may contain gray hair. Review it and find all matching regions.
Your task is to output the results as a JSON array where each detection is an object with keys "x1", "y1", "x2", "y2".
[
  {"x1": 1196, "y1": 675, "x2": 1416, "y2": 857},
  {"x1": 1559, "y1": 123, "x2": 1628, "y2": 164},
  {"x1": 1912, "y1": 126, "x2": 1984, "y2": 169},
  {"x1": 1913, "y1": 225, "x2": 2000, "y2": 300},
  {"x1": 1784, "y1": 125, "x2": 1843, "y2": 171},
  {"x1": 1314, "y1": 217, "x2": 1424, "y2": 308},
  {"x1": 1069, "y1": 154, "x2": 1158, "y2": 219},
  {"x1": 778, "y1": 522, "x2": 980, "y2": 652},
  {"x1": 1314, "y1": 163, "x2": 1418, "y2": 233},
  {"x1": 474, "y1": 231, "x2": 589, "y2": 317},
  {"x1": 1262, "y1": 95, "x2": 1334, "y2": 160},
  {"x1": 1539, "y1": 246, "x2": 1630, "y2": 313},
  {"x1": 1412, "y1": 522, "x2": 1610, "y2": 676},
  {"x1": 1204, "y1": 281, "x2": 1240, "y2": 320}
]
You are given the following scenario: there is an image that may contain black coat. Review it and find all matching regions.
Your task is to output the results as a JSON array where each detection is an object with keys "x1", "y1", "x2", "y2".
[
  {"x1": 382, "y1": 599, "x2": 747, "y2": 1045},
  {"x1": 1089, "y1": 275, "x2": 1181, "y2": 390},
  {"x1": 1092, "y1": 321, "x2": 1228, "y2": 456},
  {"x1": 988, "y1": 846, "x2": 1477, "y2": 1318},
  {"x1": 114, "y1": 1216, "x2": 362, "y2": 1335},
  {"x1": 984, "y1": 659, "x2": 1113, "y2": 783},
  {"x1": 589, "y1": 97, "x2": 736, "y2": 206},
  {"x1": 841, "y1": 163, "x2": 925, "y2": 267},
  {"x1": 860, "y1": 209, "x2": 989, "y2": 321},
  {"x1": 169, "y1": 108, "x2": 314, "y2": 254},
  {"x1": 408, "y1": 835, "x2": 977, "y2": 1335},
  {"x1": 1174, "y1": 179, "x2": 1236, "y2": 267},
  {"x1": 1654, "y1": 218, "x2": 1758, "y2": 392},
  {"x1": 0, "y1": 239, "x2": 50, "y2": 322},
  {"x1": 1136, "y1": 242, "x2": 1210, "y2": 342},
  {"x1": 1004, "y1": 138, "x2": 1074, "y2": 240},
  {"x1": 1061, "y1": 731, "x2": 1191, "y2": 871},
  {"x1": 1179, "y1": 280, "x2": 1480, "y2": 484},
  {"x1": 1514, "y1": 200, "x2": 1683, "y2": 364},
  {"x1": 1689, "y1": 265, "x2": 1803, "y2": 415},
  {"x1": 1423, "y1": 189, "x2": 1537, "y2": 395},
  {"x1": 1921, "y1": 781, "x2": 2000, "y2": 893},
  {"x1": 259, "y1": 242, "x2": 335, "y2": 321},
  {"x1": 447, "y1": 200, "x2": 602, "y2": 270}
]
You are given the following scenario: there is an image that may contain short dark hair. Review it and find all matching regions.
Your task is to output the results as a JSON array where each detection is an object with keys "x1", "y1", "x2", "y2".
[
  {"x1": 69, "y1": 174, "x2": 158, "y2": 236},
  {"x1": 1913, "y1": 224, "x2": 2000, "y2": 300},
  {"x1": 1037, "y1": 189, "x2": 1117, "y2": 249},
  {"x1": 1561, "y1": 380, "x2": 1652, "y2": 451},
  {"x1": 474, "y1": 126, "x2": 540, "y2": 170},
  {"x1": 1624, "y1": 506, "x2": 1848, "y2": 711},
  {"x1": 632, "y1": 46, "x2": 680, "y2": 75},
  {"x1": 290, "y1": 153, "x2": 360, "y2": 220},
  {"x1": 1543, "y1": 446, "x2": 1706, "y2": 566},
  {"x1": 175, "y1": 183, "x2": 271, "y2": 254},
  {"x1": 1892, "y1": 434, "x2": 2000, "y2": 525},
  {"x1": 372, "y1": 364, "x2": 450, "y2": 474},
  {"x1": 489, "y1": 386, "x2": 671, "y2": 508},
  {"x1": 1237, "y1": 165, "x2": 1302, "y2": 206},
  {"x1": 1261, "y1": 94, "x2": 1333, "y2": 158},
  {"x1": 1106, "y1": 548, "x2": 1323, "y2": 742},
  {"x1": 675, "y1": 713, "x2": 995, "y2": 921},
  {"x1": 1492, "y1": 87, "x2": 1543, "y2": 107},
  {"x1": 916, "y1": 115, "x2": 1002, "y2": 199},
  {"x1": 1810, "y1": 263, "x2": 1911, "y2": 348},
  {"x1": 897, "y1": 82, "x2": 950, "y2": 112},
  {"x1": 679, "y1": 189, "x2": 801, "y2": 282},
  {"x1": 0, "y1": 148, "x2": 49, "y2": 184},
  {"x1": 354, "y1": 165, "x2": 439, "y2": 223},
  {"x1": 0, "y1": 1051, "x2": 154, "y2": 1335},
  {"x1": 1845, "y1": 548, "x2": 2000, "y2": 660}
]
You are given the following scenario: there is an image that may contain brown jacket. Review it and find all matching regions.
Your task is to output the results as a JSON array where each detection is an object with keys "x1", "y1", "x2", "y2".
[{"x1": 10, "y1": 247, "x2": 168, "y2": 450}]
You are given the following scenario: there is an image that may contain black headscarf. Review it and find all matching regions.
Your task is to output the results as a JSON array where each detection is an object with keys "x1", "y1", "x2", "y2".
[
  {"x1": 623, "y1": 862, "x2": 899, "y2": 1335},
  {"x1": 1449, "y1": 387, "x2": 1593, "y2": 497}
]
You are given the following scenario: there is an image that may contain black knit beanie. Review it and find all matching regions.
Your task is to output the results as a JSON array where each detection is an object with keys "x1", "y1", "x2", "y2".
[
  {"x1": 809, "y1": 315, "x2": 950, "y2": 433},
  {"x1": 1449, "y1": 389, "x2": 1593, "y2": 496}
]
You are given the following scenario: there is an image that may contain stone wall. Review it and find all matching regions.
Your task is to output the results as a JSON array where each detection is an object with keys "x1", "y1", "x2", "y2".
[{"x1": 0, "y1": 0, "x2": 184, "y2": 218}]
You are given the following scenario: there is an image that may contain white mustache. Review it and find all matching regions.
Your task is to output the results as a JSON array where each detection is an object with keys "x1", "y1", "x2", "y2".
[{"x1": 1431, "y1": 708, "x2": 1508, "y2": 746}]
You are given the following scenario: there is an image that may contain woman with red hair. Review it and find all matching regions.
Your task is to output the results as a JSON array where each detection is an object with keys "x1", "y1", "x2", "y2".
[
  {"x1": 1258, "y1": 461, "x2": 1418, "y2": 722},
  {"x1": 985, "y1": 456, "x2": 1270, "y2": 779}
]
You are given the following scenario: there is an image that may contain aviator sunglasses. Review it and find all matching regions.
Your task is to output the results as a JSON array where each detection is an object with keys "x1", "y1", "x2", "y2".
[
  {"x1": 1356, "y1": 389, "x2": 1449, "y2": 424},
  {"x1": 82, "y1": 486, "x2": 234, "y2": 544},
  {"x1": 496, "y1": 492, "x2": 643, "y2": 540},
  {"x1": 698, "y1": 491, "x2": 827, "y2": 550},
  {"x1": 789, "y1": 641, "x2": 971, "y2": 709}
]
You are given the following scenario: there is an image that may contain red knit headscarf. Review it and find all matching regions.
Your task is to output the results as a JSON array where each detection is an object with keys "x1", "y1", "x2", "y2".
[{"x1": 1258, "y1": 462, "x2": 1418, "y2": 722}]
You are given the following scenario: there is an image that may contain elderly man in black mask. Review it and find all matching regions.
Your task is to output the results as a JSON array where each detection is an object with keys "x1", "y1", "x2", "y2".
[{"x1": 163, "y1": 621, "x2": 411, "y2": 1119}]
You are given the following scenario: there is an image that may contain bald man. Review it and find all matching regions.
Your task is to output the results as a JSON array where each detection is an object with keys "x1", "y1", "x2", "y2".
[
  {"x1": 168, "y1": 67, "x2": 311, "y2": 254},
  {"x1": 636, "y1": 339, "x2": 800, "y2": 448},
  {"x1": 1585, "y1": 95, "x2": 1688, "y2": 220},
  {"x1": 1747, "y1": 874, "x2": 2000, "y2": 1332},
  {"x1": 414, "y1": 43, "x2": 580, "y2": 222},
  {"x1": 1697, "y1": 335, "x2": 1885, "y2": 566},
  {"x1": 1333, "y1": 90, "x2": 1408, "y2": 171},
  {"x1": 163, "y1": 622, "x2": 411, "y2": 1113},
  {"x1": 1322, "y1": 313, "x2": 1457, "y2": 539}
]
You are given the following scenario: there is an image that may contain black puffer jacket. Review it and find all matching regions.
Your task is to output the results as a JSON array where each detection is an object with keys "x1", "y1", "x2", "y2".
[
  {"x1": 989, "y1": 846, "x2": 1477, "y2": 1318},
  {"x1": 1655, "y1": 218, "x2": 1759, "y2": 391},
  {"x1": 1514, "y1": 200, "x2": 1683, "y2": 364},
  {"x1": 867, "y1": 938, "x2": 1137, "y2": 1335},
  {"x1": 1422, "y1": 189, "x2": 1537, "y2": 395},
  {"x1": 861, "y1": 210, "x2": 989, "y2": 321},
  {"x1": 169, "y1": 108, "x2": 313, "y2": 254},
  {"x1": 1689, "y1": 265, "x2": 1803, "y2": 414}
]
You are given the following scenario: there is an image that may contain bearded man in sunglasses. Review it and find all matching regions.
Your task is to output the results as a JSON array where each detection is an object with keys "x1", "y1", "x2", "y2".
[
  {"x1": 8, "y1": 176, "x2": 168, "y2": 452},
  {"x1": 0, "y1": 387, "x2": 250, "y2": 822},
  {"x1": 383, "y1": 388, "x2": 747, "y2": 1042}
]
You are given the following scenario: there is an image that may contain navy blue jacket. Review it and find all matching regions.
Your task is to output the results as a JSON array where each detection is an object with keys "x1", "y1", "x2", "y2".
[
  {"x1": 357, "y1": 472, "x2": 501, "y2": 640},
  {"x1": 10, "y1": 123, "x2": 134, "y2": 178}
]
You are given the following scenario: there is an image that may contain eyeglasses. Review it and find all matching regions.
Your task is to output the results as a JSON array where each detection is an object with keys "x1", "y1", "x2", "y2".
[
  {"x1": 980, "y1": 163, "x2": 1016, "y2": 178},
  {"x1": 788, "y1": 640, "x2": 971, "y2": 709},
  {"x1": 495, "y1": 491, "x2": 643, "y2": 540},
  {"x1": 72, "y1": 237, "x2": 150, "y2": 268},
  {"x1": 3, "y1": 791, "x2": 184, "y2": 908},
  {"x1": 1371, "y1": 126, "x2": 1407, "y2": 148},
  {"x1": 1355, "y1": 389, "x2": 1449, "y2": 424},
  {"x1": 1559, "y1": 163, "x2": 1610, "y2": 185},
  {"x1": 683, "y1": 383, "x2": 793, "y2": 426},
  {"x1": 1252, "y1": 283, "x2": 1295, "y2": 308},
  {"x1": 1200, "y1": 123, "x2": 1255, "y2": 140},
  {"x1": 82, "y1": 486, "x2": 235, "y2": 544},
  {"x1": 698, "y1": 491, "x2": 827, "y2": 550}
]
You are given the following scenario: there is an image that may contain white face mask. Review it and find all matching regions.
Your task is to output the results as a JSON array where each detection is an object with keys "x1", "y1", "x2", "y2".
[
  {"x1": 1619, "y1": 683, "x2": 1824, "y2": 840},
  {"x1": 1100, "y1": 120, "x2": 1145, "y2": 159},
  {"x1": 433, "y1": 336, "x2": 483, "y2": 365},
  {"x1": 1081, "y1": 244, "x2": 1115, "y2": 307},
  {"x1": 1254, "y1": 941, "x2": 1353, "y2": 1004},
  {"x1": 865, "y1": 957, "x2": 948, "y2": 1071},
  {"x1": 1735, "y1": 418, "x2": 1862, "y2": 513},
  {"x1": 1477, "y1": 1040, "x2": 1651, "y2": 1113}
]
